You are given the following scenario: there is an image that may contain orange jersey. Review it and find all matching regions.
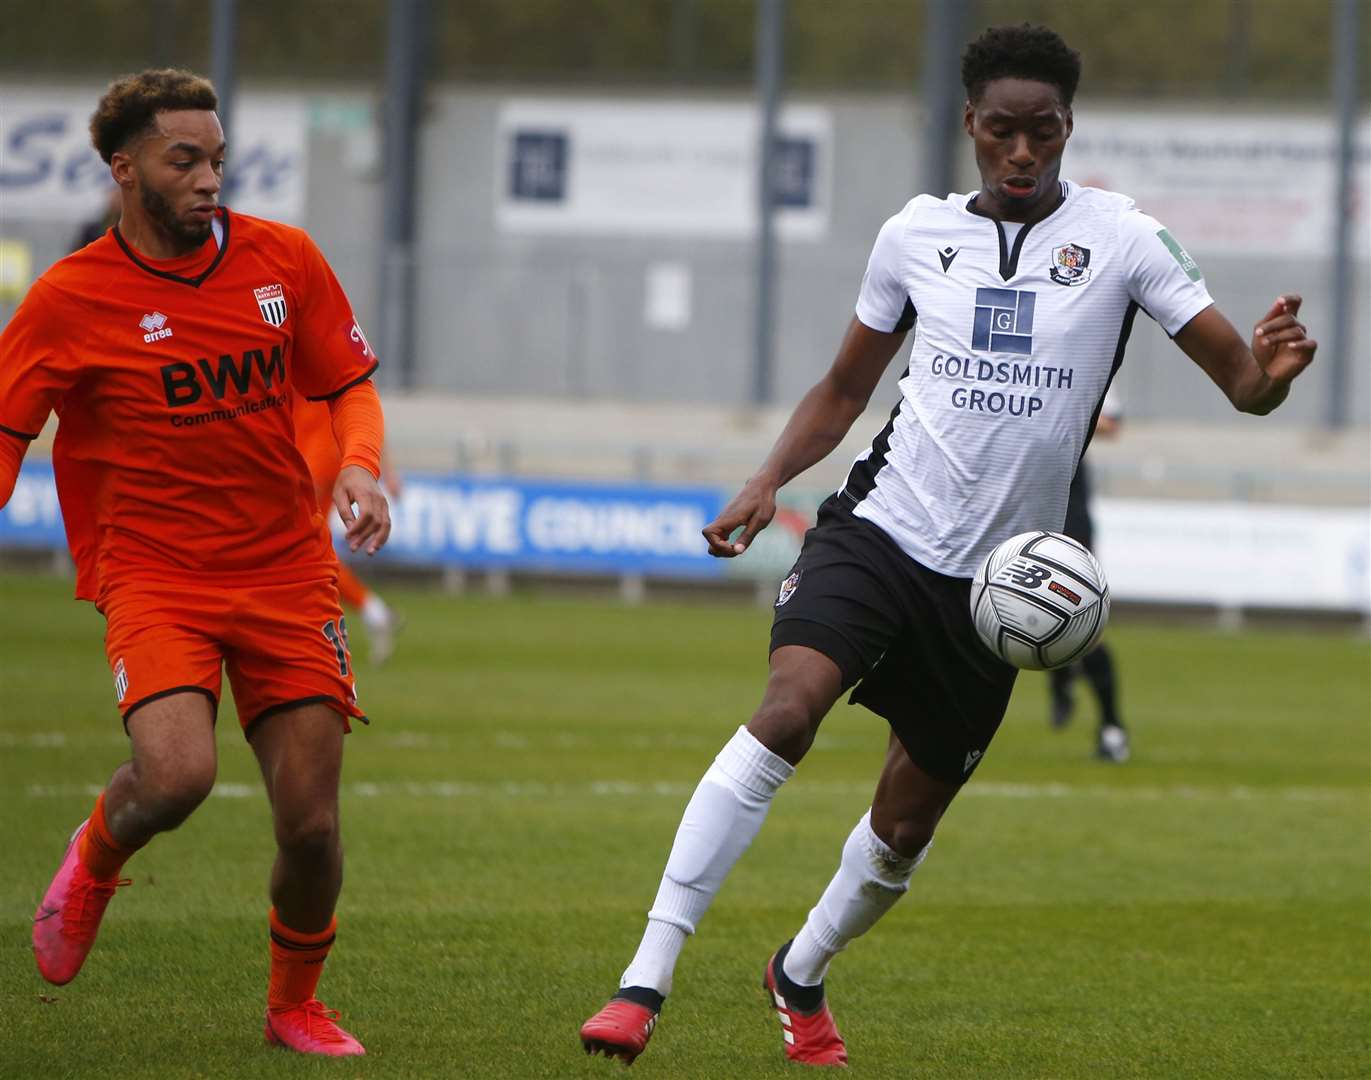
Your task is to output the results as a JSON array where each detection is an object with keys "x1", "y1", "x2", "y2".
[{"x1": 0, "y1": 209, "x2": 378, "y2": 603}]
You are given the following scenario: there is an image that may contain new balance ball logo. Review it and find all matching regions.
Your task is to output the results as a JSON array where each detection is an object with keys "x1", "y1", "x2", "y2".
[
  {"x1": 971, "y1": 287, "x2": 1035, "y2": 355},
  {"x1": 1002, "y1": 560, "x2": 1051, "y2": 589}
]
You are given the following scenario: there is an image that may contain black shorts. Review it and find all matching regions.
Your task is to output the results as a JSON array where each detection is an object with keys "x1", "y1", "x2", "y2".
[{"x1": 770, "y1": 495, "x2": 1017, "y2": 785}]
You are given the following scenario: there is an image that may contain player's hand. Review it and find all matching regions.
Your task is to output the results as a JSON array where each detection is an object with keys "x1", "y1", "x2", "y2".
[
  {"x1": 1252, "y1": 295, "x2": 1317, "y2": 391},
  {"x1": 334, "y1": 464, "x2": 391, "y2": 555},
  {"x1": 703, "y1": 477, "x2": 778, "y2": 557}
]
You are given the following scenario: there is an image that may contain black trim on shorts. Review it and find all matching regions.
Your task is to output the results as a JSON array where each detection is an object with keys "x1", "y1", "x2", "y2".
[
  {"x1": 242, "y1": 695, "x2": 367, "y2": 741},
  {"x1": 113, "y1": 208, "x2": 230, "y2": 288},
  {"x1": 839, "y1": 368, "x2": 909, "y2": 506},
  {"x1": 304, "y1": 362, "x2": 379, "y2": 403},
  {"x1": 0, "y1": 422, "x2": 39, "y2": 441},
  {"x1": 770, "y1": 617, "x2": 868, "y2": 689},
  {"x1": 121, "y1": 686, "x2": 219, "y2": 729}
]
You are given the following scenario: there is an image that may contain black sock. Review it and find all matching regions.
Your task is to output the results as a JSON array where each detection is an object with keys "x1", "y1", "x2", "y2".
[
  {"x1": 613, "y1": 985, "x2": 665, "y2": 1014},
  {"x1": 771, "y1": 940, "x2": 826, "y2": 1014},
  {"x1": 1082, "y1": 644, "x2": 1121, "y2": 729}
]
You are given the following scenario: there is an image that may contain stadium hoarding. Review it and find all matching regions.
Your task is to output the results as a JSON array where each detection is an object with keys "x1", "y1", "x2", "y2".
[
  {"x1": 3, "y1": 463, "x2": 1368, "y2": 614},
  {"x1": 0, "y1": 87, "x2": 306, "y2": 224},
  {"x1": 345, "y1": 473, "x2": 727, "y2": 578}
]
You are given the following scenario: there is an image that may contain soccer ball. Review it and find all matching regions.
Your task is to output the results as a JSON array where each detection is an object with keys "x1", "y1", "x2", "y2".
[{"x1": 970, "y1": 531, "x2": 1110, "y2": 671}]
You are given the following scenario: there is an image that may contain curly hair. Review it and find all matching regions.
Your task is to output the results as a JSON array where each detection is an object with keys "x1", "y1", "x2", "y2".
[
  {"x1": 961, "y1": 24, "x2": 1081, "y2": 106},
  {"x1": 89, "y1": 69, "x2": 218, "y2": 164}
]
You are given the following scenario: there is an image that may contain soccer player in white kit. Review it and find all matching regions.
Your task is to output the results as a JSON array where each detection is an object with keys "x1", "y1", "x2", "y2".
[{"x1": 581, "y1": 24, "x2": 1316, "y2": 1068}]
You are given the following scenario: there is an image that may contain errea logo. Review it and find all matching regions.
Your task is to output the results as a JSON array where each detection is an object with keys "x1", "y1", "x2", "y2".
[{"x1": 139, "y1": 311, "x2": 173, "y2": 343}]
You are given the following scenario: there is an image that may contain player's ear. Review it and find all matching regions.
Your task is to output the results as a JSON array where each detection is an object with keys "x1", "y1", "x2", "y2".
[
  {"x1": 1063, "y1": 108, "x2": 1074, "y2": 140},
  {"x1": 110, "y1": 150, "x2": 136, "y2": 189},
  {"x1": 963, "y1": 100, "x2": 976, "y2": 137}
]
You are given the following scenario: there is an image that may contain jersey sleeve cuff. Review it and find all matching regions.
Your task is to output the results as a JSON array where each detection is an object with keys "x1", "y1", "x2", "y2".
[
  {"x1": 304, "y1": 361, "x2": 379, "y2": 402},
  {"x1": 1162, "y1": 295, "x2": 1216, "y2": 339},
  {"x1": 854, "y1": 302, "x2": 901, "y2": 334}
]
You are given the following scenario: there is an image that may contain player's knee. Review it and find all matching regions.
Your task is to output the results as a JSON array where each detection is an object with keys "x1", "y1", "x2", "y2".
[
  {"x1": 274, "y1": 807, "x2": 340, "y2": 860},
  {"x1": 142, "y1": 767, "x2": 216, "y2": 828},
  {"x1": 748, "y1": 689, "x2": 825, "y2": 764},
  {"x1": 882, "y1": 818, "x2": 936, "y2": 861}
]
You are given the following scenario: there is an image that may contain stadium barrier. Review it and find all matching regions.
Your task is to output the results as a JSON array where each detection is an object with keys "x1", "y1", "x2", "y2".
[{"x1": 3, "y1": 462, "x2": 1367, "y2": 615}]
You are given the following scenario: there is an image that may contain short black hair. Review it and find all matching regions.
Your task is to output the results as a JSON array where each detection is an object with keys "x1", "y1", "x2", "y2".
[
  {"x1": 90, "y1": 69, "x2": 218, "y2": 164},
  {"x1": 961, "y1": 24, "x2": 1081, "y2": 107}
]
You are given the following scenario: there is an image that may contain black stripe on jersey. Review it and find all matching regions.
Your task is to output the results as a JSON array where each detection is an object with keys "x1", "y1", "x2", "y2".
[
  {"x1": 305, "y1": 361, "x2": 380, "y2": 402},
  {"x1": 893, "y1": 298, "x2": 917, "y2": 333},
  {"x1": 113, "y1": 208, "x2": 231, "y2": 289},
  {"x1": 0, "y1": 422, "x2": 39, "y2": 441},
  {"x1": 839, "y1": 368, "x2": 909, "y2": 507},
  {"x1": 1078, "y1": 301, "x2": 1139, "y2": 465}
]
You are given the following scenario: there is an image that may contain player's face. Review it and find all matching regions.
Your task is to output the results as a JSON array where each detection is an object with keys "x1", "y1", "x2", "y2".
[
  {"x1": 963, "y1": 78, "x2": 1072, "y2": 221},
  {"x1": 131, "y1": 110, "x2": 226, "y2": 249}
]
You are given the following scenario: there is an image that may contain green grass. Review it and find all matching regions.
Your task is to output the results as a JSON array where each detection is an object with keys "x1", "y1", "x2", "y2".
[{"x1": 1, "y1": 572, "x2": 1368, "y2": 1079}]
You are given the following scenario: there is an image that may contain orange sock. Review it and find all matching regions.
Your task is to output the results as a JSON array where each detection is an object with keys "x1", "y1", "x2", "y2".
[
  {"x1": 268, "y1": 908, "x2": 337, "y2": 1011},
  {"x1": 78, "y1": 792, "x2": 141, "y2": 880},
  {"x1": 336, "y1": 565, "x2": 370, "y2": 609}
]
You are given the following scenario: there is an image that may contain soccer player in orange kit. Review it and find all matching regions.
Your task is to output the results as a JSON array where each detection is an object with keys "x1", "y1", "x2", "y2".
[
  {"x1": 0, "y1": 70, "x2": 389, "y2": 1057},
  {"x1": 293, "y1": 396, "x2": 402, "y2": 664}
]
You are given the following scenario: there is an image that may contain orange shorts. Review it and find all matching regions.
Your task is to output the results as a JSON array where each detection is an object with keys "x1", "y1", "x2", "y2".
[{"x1": 102, "y1": 576, "x2": 366, "y2": 735}]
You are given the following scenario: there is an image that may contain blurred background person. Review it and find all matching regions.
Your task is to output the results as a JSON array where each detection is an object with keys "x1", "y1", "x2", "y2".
[{"x1": 1050, "y1": 390, "x2": 1128, "y2": 762}]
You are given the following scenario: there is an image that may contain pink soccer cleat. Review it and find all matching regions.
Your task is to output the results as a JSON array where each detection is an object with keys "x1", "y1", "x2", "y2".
[
  {"x1": 763, "y1": 946, "x2": 849, "y2": 1067},
  {"x1": 580, "y1": 993, "x2": 660, "y2": 1065},
  {"x1": 33, "y1": 820, "x2": 129, "y2": 986},
  {"x1": 264, "y1": 999, "x2": 366, "y2": 1056}
]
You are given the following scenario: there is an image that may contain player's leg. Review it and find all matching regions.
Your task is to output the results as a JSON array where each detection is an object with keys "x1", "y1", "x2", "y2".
[
  {"x1": 762, "y1": 553, "x2": 1015, "y2": 1065},
  {"x1": 1083, "y1": 643, "x2": 1129, "y2": 762},
  {"x1": 230, "y1": 578, "x2": 367, "y2": 1056},
  {"x1": 34, "y1": 691, "x2": 218, "y2": 985},
  {"x1": 582, "y1": 498, "x2": 904, "y2": 1064},
  {"x1": 763, "y1": 734, "x2": 954, "y2": 1067},
  {"x1": 581, "y1": 646, "x2": 840, "y2": 1063}
]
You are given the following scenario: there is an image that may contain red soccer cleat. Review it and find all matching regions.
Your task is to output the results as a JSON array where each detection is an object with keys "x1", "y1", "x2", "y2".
[
  {"x1": 580, "y1": 994, "x2": 660, "y2": 1065},
  {"x1": 264, "y1": 999, "x2": 366, "y2": 1056},
  {"x1": 763, "y1": 948, "x2": 848, "y2": 1067},
  {"x1": 33, "y1": 820, "x2": 130, "y2": 986}
]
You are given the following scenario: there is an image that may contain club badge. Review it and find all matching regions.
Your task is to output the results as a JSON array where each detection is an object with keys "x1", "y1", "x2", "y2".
[
  {"x1": 776, "y1": 569, "x2": 802, "y2": 607},
  {"x1": 254, "y1": 283, "x2": 288, "y2": 326},
  {"x1": 1049, "y1": 243, "x2": 1091, "y2": 287}
]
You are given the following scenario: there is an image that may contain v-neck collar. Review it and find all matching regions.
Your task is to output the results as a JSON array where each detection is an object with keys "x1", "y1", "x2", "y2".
[
  {"x1": 966, "y1": 181, "x2": 1071, "y2": 281},
  {"x1": 113, "y1": 208, "x2": 230, "y2": 289}
]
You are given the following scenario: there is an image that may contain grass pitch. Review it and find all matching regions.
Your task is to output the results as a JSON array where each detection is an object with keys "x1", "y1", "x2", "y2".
[{"x1": 1, "y1": 572, "x2": 1368, "y2": 1079}]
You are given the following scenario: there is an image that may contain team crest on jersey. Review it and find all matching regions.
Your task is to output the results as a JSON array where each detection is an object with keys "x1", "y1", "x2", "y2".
[
  {"x1": 776, "y1": 569, "x2": 802, "y2": 607},
  {"x1": 254, "y1": 283, "x2": 288, "y2": 326},
  {"x1": 113, "y1": 658, "x2": 129, "y2": 703},
  {"x1": 1049, "y1": 243, "x2": 1092, "y2": 287}
]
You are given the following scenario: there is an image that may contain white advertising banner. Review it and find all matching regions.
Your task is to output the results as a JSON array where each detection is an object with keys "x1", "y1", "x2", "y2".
[
  {"x1": 0, "y1": 87, "x2": 307, "y2": 224},
  {"x1": 1095, "y1": 498, "x2": 1370, "y2": 613},
  {"x1": 1067, "y1": 110, "x2": 1371, "y2": 259},
  {"x1": 496, "y1": 98, "x2": 831, "y2": 239}
]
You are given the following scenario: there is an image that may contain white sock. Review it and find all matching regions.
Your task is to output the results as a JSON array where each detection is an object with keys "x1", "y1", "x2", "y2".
[
  {"x1": 361, "y1": 594, "x2": 390, "y2": 628},
  {"x1": 782, "y1": 809, "x2": 930, "y2": 988},
  {"x1": 619, "y1": 726, "x2": 794, "y2": 996}
]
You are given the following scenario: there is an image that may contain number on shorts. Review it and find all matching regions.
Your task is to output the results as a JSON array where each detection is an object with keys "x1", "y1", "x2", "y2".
[{"x1": 321, "y1": 617, "x2": 350, "y2": 676}]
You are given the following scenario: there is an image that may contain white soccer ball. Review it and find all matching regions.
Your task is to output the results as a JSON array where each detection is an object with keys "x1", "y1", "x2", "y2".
[{"x1": 970, "y1": 531, "x2": 1110, "y2": 671}]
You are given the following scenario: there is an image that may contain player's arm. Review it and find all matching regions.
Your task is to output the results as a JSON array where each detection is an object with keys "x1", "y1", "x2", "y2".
[
  {"x1": 1173, "y1": 295, "x2": 1316, "y2": 416},
  {"x1": 703, "y1": 317, "x2": 906, "y2": 557},
  {"x1": 0, "y1": 281, "x2": 78, "y2": 507},
  {"x1": 327, "y1": 380, "x2": 391, "y2": 555}
]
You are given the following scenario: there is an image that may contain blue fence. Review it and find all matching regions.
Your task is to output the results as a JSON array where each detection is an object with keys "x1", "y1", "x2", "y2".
[{"x1": 1, "y1": 463, "x2": 737, "y2": 579}]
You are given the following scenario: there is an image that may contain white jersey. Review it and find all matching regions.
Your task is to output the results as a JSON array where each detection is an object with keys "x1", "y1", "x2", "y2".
[{"x1": 845, "y1": 180, "x2": 1213, "y2": 577}]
